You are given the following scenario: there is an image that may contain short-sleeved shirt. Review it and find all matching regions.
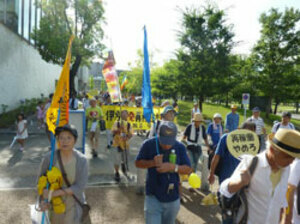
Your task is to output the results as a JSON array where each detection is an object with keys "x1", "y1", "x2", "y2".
[
  {"x1": 112, "y1": 120, "x2": 133, "y2": 150},
  {"x1": 288, "y1": 159, "x2": 300, "y2": 224},
  {"x1": 247, "y1": 116, "x2": 265, "y2": 135},
  {"x1": 85, "y1": 106, "x2": 103, "y2": 129},
  {"x1": 183, "y1": 124, "x2": 207, "y2": 143},
  {"x1": 225, "y1": 112, "x2": 239, "y2": 132},
  {"x1": 215, "y1": 134, "x2": 240, "y2": 184},
  {"x1": 271, "y1": 122, "x2": 295, "y2": 134},
  {"x1": 136, "y1": 138, "x2": 191, "y2": 202},
  {"x1": 206, "y1": 123, "x2": 223, "y2": 147}
]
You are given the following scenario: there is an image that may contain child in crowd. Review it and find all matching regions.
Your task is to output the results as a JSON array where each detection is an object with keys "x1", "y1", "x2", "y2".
[
  {"x1": 16, "y1": 113, "x2": 28, "y2": 151},
  {"x1": 36, "y1": 101, "x2": 44, "y2": 129}
]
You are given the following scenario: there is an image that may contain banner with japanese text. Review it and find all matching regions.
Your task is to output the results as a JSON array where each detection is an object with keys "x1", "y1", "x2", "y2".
[{"x1": 102, "y1": 106, "x2": 171, "y2": 130}]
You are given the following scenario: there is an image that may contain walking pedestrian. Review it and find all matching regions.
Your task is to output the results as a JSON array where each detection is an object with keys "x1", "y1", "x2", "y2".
[
  {"x1": 207, "y1": 113, "x2": 224, "y2": 170},
  {"x1": 37, "y1": 125, "x2": 88, "y2": 224},
  {"x1": 272, "y1": 111, "x2": 295, "y2": 134},
  {"x1": 135, "y1": 121, "x2": 192, "y2": 224},
  {"x1": 36, "y1": 101, "x2": 45, "y2": 129},
  {"x1": 284, "y1": 158, "x2": 300, "y2": 224},
  {"x1": 191, "y1": 102, "x2": 201, "y2": 120},
  {"x1": 225, "y1": 104, "x2": 239, "y2": 133},
  {"x1": 220, "y1": 129, "x2": 300, "y2": 224},
  {"x1": 182, "y1": 113, "x2": 211, "y2": 172},
  {"x1": 16, "y1": 113, "x2": 28, "y2": 151},
  {"x1": 85, "y1": 97, "x2": 103, "y2": 157},
  {"x1": 246, "y1": 107, "x2": 266, "y2": 152},
  {"x1": 111, "y1": 110, "x2": 133, "y2": 182}
]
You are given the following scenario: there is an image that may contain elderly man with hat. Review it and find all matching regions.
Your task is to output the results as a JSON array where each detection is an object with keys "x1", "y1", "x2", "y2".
[
  {"x1": 247, "y1": 107, "x2": 266, "y2": 152},
  {"x1": 272, "y1": 111, "x2": 295, "y2": 134},
  {"x1": 85, "y1": 97, "x2": 103, "y2": 158},
  {"x1": 220, "y1": 129, "x2": 300, "y2": 224},
  {"x1": 136, "y1": 121, "x2": 192, "y2": 224},
  {"x1": 225, "y1": 104, "x2": 239, "y2": 133},
  {"x1": 182, "y1": 113, "x2": 211, "y2": 172}
]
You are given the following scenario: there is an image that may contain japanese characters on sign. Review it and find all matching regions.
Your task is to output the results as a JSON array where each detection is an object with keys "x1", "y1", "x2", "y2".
[
  {"x1": 226, "y1": 129, "x2": 260, "y2": 159},
  {"x1": 101, "y1": 106, "x2": 169, "y2": 130}
]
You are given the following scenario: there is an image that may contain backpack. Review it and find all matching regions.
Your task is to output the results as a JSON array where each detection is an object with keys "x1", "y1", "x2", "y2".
[
  {"x1": 218, "y1": 156, "x2": 258, "y2": 224},
  {"x1": 275, "y1": 122, "x2": 293, "y2": 132}
]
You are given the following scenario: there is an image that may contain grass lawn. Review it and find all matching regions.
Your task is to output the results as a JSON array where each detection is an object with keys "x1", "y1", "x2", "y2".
[{"x1": 177, "y1": 101, "x2": 300, "y2": 133}]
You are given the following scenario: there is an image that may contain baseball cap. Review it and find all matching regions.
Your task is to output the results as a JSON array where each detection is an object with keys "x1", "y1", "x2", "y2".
[
  {"x1": 158, "y1": 121, "x2": 178, "y2": 146},
  {"x1": 252, "y1": 107, "x2": 260, "y2": 112}
]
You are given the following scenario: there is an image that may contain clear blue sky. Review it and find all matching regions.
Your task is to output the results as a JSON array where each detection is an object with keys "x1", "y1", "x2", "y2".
[{"x1": 103, "y1": 0, "x2": 300, "y2": 69}]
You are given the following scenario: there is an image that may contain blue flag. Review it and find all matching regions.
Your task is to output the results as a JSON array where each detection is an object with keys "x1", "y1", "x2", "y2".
[{"x1": 142, "y1": 27, "x2": 153, "y2": 123}]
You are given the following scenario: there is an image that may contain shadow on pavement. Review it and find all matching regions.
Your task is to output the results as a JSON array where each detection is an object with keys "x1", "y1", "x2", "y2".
[
  {"x1": 7, "y1": 150, "x2": 24, "y2": 167},
  {"x1": 180, "y1": 187, "x2": 221, "y2": 224}
]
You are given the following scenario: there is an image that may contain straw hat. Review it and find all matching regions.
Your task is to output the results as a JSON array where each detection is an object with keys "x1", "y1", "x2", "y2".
[
  {"x1": 268, "y1": 129, "x2": 300, "y2": 158},
  {"x1": 193, "y1": 113, "x2": 204, "y2": 122},
  {"x1": 231, "y1": 104, "x2": 237, "y2": 109}
]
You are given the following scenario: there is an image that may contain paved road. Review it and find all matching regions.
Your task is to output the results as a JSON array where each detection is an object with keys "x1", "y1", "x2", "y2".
[{"x1": 0, "y1": 129, "x2": 221, "y2": 223}]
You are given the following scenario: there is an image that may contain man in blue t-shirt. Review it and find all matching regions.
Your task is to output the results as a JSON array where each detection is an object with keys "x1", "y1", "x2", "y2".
[
  {"x1": 208, "y1": 121, "x2": 256, "y2": 224},
  {"x1": 135, "y1": 121, "x2": 192, "y2": 224}
]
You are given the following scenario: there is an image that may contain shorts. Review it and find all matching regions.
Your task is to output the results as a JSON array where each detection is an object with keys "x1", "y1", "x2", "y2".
[{"x1": 111, "y1": 147, "x2": 122, "y2": 165}]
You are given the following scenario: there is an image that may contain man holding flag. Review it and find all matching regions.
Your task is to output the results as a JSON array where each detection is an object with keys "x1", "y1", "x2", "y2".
[{"x1": 135, "y1": 27, "x2": 191, "y2": 224}]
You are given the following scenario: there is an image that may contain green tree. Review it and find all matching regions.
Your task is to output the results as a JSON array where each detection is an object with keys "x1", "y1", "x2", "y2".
[
  {"x1": 251, "y1": 8, "x2": 300, "y2": 117},
  {"x1": 32, "y1": 0, "x2": 105, "y2": 95},
  {"x1": 177, "y1": 6, "x2": 235, "y2": 111}
]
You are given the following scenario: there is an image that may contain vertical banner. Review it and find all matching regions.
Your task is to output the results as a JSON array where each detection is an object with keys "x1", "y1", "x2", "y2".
[
  {"x1": 142, "y1": 26, "x2": 153, "y2": 123},
  {"x1": 102, "y1": 51, "x2": 122, "y2": 103},
  {"x1": 46, "y1": 36, "x2": 74, "y2": 133}
]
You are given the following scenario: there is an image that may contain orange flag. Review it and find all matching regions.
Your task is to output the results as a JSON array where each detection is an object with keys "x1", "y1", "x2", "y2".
[{"x1": 46, "y1": 36, "x2": 74, "y2": 134}]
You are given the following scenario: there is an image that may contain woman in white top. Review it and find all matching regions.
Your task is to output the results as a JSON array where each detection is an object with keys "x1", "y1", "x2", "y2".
[{"x1": 16, "y1": 113, "x2": 28, "y2": 151}]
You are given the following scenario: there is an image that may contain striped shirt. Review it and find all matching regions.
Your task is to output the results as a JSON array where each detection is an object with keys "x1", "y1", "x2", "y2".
[{"x1": 247, "y1": 116, "x2": 265, "y2": 135}]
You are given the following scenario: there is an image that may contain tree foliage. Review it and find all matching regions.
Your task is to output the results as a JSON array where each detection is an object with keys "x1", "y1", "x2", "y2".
[
  {"x1": 251, "y1": 7, "x2": 300, "y2": 116},
  {"x1": 32, "y1": 0, "x2": 105, "y2": 95},
  {"x1": 176, "y1": 6, "x2": 235, "y2": 110}
]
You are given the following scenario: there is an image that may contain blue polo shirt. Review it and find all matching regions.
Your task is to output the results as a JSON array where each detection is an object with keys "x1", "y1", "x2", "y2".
[
  {"x1": 206, "y1": 123, "x2": 223, "y2": 147},
  {"x1": 215, "y1": 134, "x2": 240, "y2": 184},
  {"x1": 225, "y1": 112, "x2": 239, "y2": 132},
  {"x1": 136, "y1": 138, "x2": 191, "y2": 202}
]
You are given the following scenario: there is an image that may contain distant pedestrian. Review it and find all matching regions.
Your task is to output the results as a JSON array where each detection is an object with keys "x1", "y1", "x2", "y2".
[
  {"x1": 85, "y1": 98, "x2": 103, "y2": 157},
  {"x1": 207, "y1": 113, "x2": 224, "y2": 170},
  {"x1": 69, "y1": 93, "x2": 79, "y2": 110},
  {"x1": 272, "y1": 111, "x2": 295, "y2": 134},
  {"x1": 135, "y1": 121, "x2": 192, "y2": 224},
  {"x1": 247, "y1": 107, "x2": 266, "y2": 152},
  {"x1": 44, "y1": 93, "x2": 53, "y2": 144},
  {"x1": 182, "y1": 113, "x2": 211, "y2": 172},
  {"x1": 16, "y1": 113, "x2": 28, "y2": 151},
  {"x1": 191, "y1": 102, "x2": 201, "y2": 120},
  {"x1": 225, "y1": 104, "x2": 239, "y2": 133},
  {"x1": 36, "y1": 101, "x2": 45, "y2": 129},
  {"x1": 111, "y1": 110, "x2": 133, "y2": 182}
]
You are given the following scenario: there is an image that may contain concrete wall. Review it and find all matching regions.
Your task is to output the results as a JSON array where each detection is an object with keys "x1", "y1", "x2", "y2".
[{"x1": 0, "y1": 23, "x2": 61, "y2": 111}]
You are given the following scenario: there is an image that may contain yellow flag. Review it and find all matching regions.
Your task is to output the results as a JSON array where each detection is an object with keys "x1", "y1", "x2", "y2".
[{"x1": 46, "y1": 36, "x2": 74, "y2": 134}]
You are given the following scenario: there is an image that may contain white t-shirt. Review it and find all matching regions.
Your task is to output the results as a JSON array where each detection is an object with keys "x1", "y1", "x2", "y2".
[
  {"x1": 271, "y1": 122, "x2": 295, "y2": 134},
  {"x1": 17, "y1": 120, "x2": 28, "y2": 139},
  {"x1": 247, "y1": 116, "x2": 265, "y2": 135},
  {"x1": 288, "y1": 159, "x2": 300, "y2": 224}
]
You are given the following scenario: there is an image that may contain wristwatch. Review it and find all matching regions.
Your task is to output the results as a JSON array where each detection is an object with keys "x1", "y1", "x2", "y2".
[{"x1": 174, "y1": 164, "x2": 179, "y2": 173}]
